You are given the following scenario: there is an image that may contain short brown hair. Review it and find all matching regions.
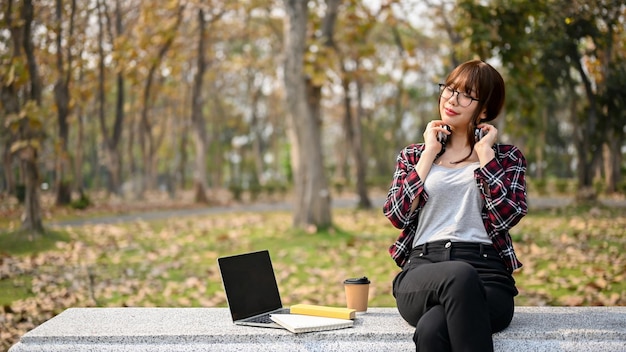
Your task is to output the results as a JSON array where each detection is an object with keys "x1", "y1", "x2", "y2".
[
  {"x1": 443, "y1": 60, "x2": 505, "y2": 163},
  {"x1": 444, "y1": 59, "x2": 505, "y2": 124}
]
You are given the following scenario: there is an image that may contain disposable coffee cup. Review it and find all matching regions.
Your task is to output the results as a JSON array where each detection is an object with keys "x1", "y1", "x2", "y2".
[{"x1": 344, "y1": 276, "x2": 370, "y2": 313}]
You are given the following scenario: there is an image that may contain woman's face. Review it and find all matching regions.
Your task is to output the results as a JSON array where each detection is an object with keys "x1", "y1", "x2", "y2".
[{"x1": 438, "y1": 83, "x2": 481, "y2": 130}]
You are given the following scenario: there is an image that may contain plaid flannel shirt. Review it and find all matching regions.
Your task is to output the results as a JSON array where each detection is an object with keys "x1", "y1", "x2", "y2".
[{"x1": 383, "y1": 143, "x2": 528, "y2": 273}]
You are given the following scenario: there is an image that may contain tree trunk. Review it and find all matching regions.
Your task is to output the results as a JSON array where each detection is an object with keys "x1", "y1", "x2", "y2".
[
  {"x1": 138, "y1": 2, "x2": 185, "y2": 196},
  {"x1": 3, "y1": 0, "x2": 45, "y2": 233},
  {"x1": 325, "y1": 0, "x2": 370, "y2": 209},
  {"x1": 603, "y1": 108, "x2": 623, "y2": 194},
  {"x1": 191, "y1": 8, "x2": 210, "y2": 204},
  {"x1": 108, "y1": 66, "x2": 125, "y2": 195},
  {"x1": 534, "y1": 107, "x2": 548, "y2": 179},
  {"x1": 2, "y1": 142, "x2": 15, "y2": 195},
  {"x1": 1, "y1": 0, "x2": 18, "y2": 197},
  {"x1": 571, "y1": 94, "x2": 596, "y2": 201},
  {"x1": 599, "y1": 19, "x2": 621, "y2": 194},
  {"x1": 250, "y1": 89, "x2": 264, "y2": 186},
  {"x1": 210, "y1": 94, "x2": 225, "y2": 189},
  {"x1": 73, "y1": 105, "x2": 85, "y2": 194},
  {"x1": 96, "y1": 0, "x2": 125, "y2": 195},
  {"x1": 353, "y1": 73, "x2": 371, "y2": 209},
  {"x1": 571, "y1": 46, "x2": 601, "y2": 202},
  {"x1": 21, "y1": 147, "x2": 43, "y2": 233},
  {"x1": 22, "y1": 0, "x2": 44, "y2": 232},
  {"x1": 21, "y1": 0, "x2": 41, "y2": 105},
  {"x1": 53, "y1": 0, "x2": 77, "y2": 206},
  {"x1": 283, "y1": 0, "x2": 332, "y2": 229},
  {"x1": 340, "y1": 65, "x2": 371, "y2": 209},
  {"x1": 0, "y1": 82, "x2": 19, "y2": 199}
]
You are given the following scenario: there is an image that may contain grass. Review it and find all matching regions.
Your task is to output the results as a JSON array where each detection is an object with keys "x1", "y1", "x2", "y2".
[
  {"x1": 510, "y1": 205, "x2": 626, "y2": 306},
  {"x1": 1, "y1": 201, "x2": 625, "y2": 351},
  {"x1": 0, "y1": 279, "x2": 32, "y2": 305},
  {"x1": 2, "y1": 204, "x2": 624, "y2": 307},
  {"x1": 0, "y1": 229, "x2": 70, "y2": 256}
]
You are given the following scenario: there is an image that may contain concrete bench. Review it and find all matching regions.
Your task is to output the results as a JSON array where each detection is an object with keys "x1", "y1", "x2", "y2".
[{"x1": 8, "y1": 307, "x2": 626, "y2": 351}]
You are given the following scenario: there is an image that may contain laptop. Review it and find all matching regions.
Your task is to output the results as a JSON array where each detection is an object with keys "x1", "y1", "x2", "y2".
[{"x1": 217, "y1": 250, "x2": 290, "y2": 328}]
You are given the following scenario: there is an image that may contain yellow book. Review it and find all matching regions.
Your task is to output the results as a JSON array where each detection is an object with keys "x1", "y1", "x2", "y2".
[{"x1": 289, "y1": 304, "x2": 356, "y2": 320}]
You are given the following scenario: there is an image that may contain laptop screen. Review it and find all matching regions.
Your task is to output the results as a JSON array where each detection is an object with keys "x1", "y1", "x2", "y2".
[{"x1": 218, "y1": 250, "x2": 283, "y2": 321}]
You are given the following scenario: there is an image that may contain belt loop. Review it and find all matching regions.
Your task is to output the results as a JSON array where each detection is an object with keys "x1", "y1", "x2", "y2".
[
  {"x1": 479, "y1": 244, "x2": 486, "y2": 257},
  {"x1": 423, "y1": 242, "x2": 429, "y2": 255}
]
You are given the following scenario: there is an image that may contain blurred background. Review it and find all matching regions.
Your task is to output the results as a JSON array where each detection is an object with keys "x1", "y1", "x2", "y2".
[
  {"x1": 1, "y1": 0, "x2": 625, "y2": 231},
  {"x1": 2, "y1": 2, "x2": 626, "y2": 350}
]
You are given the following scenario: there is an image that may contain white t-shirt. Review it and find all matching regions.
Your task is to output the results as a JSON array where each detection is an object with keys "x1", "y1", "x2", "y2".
[{"x1": 413, "y1": 162, "x2": 492, "y2": 248}]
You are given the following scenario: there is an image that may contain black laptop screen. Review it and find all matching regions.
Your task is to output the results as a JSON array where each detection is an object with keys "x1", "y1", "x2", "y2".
[{"x1": 218, "y1": 250, "x2": 283, "y2": 321}]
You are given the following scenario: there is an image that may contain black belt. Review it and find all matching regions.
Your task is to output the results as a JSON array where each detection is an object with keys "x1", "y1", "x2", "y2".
[{"x1": 413, "y1": 240, "x2": 495, "y2": 256}]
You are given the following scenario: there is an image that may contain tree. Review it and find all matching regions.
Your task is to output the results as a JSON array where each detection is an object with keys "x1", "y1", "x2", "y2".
[
  {"x1": 96, "y1": 0, "x2": 127, "y2": 195},
  {"x1": 546, "y1": 0, "x2": 624, "y2": 199},
  {"x1": 52, "y1": 0, "x2": 77, "y2": 205},
  {"x1": 1, "y1": 0, "x2": 44, "y2": 233},
  {"x1": 282, "y1": 0, "x2": 332, "y2": 229},
  {"x1": 330, "y1": 0, "x2": 376, "y2": 209},
  {"x1": 458, "y1": 0, "x2": 626, "y2": 199},
  {"x1": 190, "y1": 7, "x2": 212, "y2": 203},
  {"x1": 137, "y1": 1, "x2": 186, "y2": 197}
]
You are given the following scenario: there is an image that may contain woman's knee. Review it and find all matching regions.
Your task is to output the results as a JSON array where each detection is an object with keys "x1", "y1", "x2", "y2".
[{"x1": 413, "y1": 306, "x2": 451, "y2": 352}]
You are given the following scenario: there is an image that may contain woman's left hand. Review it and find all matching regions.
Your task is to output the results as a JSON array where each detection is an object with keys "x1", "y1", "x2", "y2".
[
  {"x1": 476, "y1": 123, "x2": 497, "y2": 147},
  {"x1": 475, "y1": 124, "x2": 497, "y2": 166}
]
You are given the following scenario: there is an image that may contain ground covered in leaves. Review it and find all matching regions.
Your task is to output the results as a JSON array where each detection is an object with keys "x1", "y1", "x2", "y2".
[{"x1": 1, "y1": 193, "x2": 625, "y2": 351}]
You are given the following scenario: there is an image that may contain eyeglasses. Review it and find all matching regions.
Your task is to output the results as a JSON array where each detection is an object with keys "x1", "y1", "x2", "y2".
[{"x1": 438, "y1": 84, "x2": 480, "y2": 107}]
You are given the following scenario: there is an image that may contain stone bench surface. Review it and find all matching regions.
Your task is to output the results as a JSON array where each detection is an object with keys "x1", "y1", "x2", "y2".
[{"x1": 9, "y1": 307, "x2": 626, "y2": 352}]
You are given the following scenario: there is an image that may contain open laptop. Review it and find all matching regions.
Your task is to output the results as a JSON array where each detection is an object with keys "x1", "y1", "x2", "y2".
[{"x1": 217, "y1": 250, "x2": 290, "y2": 328}]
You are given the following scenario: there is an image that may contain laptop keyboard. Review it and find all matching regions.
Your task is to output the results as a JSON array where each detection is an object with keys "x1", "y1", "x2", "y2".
[{"x1": 246, "y1": 314, "x2": 273, "y2": 324}]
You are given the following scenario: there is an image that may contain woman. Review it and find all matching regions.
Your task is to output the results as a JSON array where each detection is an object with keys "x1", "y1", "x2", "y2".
[{"x1": 382, "y1": 59, "x2": 527, "y2": 351}]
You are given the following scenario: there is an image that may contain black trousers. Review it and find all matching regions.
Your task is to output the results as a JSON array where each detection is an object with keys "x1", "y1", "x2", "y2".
[{"x1": 392, "y1": 240, "x2": 518, "y2": 352}]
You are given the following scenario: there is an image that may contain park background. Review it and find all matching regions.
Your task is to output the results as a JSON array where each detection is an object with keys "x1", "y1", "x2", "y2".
[{"x1": 1, "y1": 0, "x2": 625, "y2": 351}]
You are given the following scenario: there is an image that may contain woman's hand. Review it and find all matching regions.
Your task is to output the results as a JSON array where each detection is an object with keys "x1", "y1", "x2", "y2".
[
  {"x1": 423, "y1": 120, "x2": 450, "y2": 155},
  {"x1": 409, "y1": 120, "x2": 450, "y2": 212},
  {"x1": 475, "y1": 123, "x2": 496, "y2": 166}
]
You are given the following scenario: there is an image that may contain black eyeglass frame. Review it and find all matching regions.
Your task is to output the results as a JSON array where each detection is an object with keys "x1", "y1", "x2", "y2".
[{"x1": 438, "y1": 84, "x2": 481, "y2": 107}]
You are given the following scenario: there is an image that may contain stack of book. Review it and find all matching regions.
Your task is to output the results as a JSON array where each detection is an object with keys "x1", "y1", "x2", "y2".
[{"x1": 269, "y1": 304, "x2": 357, "y2": 334}]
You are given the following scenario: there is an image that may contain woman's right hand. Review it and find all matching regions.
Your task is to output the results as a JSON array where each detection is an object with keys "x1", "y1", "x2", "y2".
[
  {"x1": 423, "y1": 120, "x2": 450, "y2": 155},
  {"x1": 409, "y1": 120, "x2": 449, "y2": 211}
]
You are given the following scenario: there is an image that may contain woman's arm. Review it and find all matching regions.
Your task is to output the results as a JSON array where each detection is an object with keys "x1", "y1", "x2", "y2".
[
  {"x1": 475, "y1": 144, "x2": 528, "y2": 231},
  {"x1": 382, "y1": 144, "x2": 430, "y2": 229},
  {"x1": 384, "y1": 121, "x2": 446, "y2": 228}
]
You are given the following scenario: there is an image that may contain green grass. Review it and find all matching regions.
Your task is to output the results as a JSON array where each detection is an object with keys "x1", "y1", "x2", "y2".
[
  {"x1": 1, "y1": 209, "x2": 400, "y2": 309},
  {"x1": 0, "y1": 230, "x2": 71, "y2": 305},
  {"x1": 2, "y1": 205, "x2": 625, "y2": 308},
  {"x1": 511, "y1": 204, "x2": 626, "y2": 306},
  {"x1": 1, "y1": 203, "x2": 625, "y2": 351},
  {"x1": 0, "y1": 278, "x2": 33, "y2": 305},
  {"x1": 0, "y1": 229, "x2": 71, "y2": 256}
]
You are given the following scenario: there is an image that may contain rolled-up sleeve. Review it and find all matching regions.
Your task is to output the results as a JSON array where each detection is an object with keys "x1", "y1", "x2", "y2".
[
  {"x1": 383, "y1": 145, "x2": 428, "y2": 229},
  {"x1": 475, "y1": 145, "x2": 528, "y2": 232}
]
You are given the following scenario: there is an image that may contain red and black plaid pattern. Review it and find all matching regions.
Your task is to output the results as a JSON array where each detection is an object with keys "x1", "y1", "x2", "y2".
[{"x1": 383, "y1": 143, "x2": 528, "y2": 272}]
